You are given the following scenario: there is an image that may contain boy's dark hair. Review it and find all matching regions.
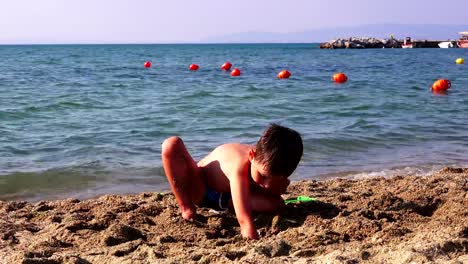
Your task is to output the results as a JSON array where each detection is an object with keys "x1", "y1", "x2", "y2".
[{"x1": 255, "y1": 123, "x2": 303, "y2": 177}]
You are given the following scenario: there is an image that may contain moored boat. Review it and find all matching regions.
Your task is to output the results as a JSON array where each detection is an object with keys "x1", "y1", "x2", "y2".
[
  {"x1": 457, "y1": 32, "x2": 468, "y2": 48},
  {"x1": 402, "y1": 37, "x2": 413, "y2": 48},
  {"x1": 438, "y1": 41, "x2": 456, "y2": 48}
]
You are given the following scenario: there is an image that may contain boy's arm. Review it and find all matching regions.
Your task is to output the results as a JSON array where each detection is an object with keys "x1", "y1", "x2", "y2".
[{"x1": 229, "y1": 168, "x2": 258, "y2": 239}]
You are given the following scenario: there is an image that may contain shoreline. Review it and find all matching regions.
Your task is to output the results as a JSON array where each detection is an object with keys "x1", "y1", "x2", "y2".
[
  {"x1": 0, "y1": 164, "x2": 457, "y2": 202},
  {"x1": 1, "y1": 167, "x2": 467, "y2": 263}
]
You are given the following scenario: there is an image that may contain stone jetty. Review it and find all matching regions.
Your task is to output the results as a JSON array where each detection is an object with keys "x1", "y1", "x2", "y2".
[{"x1": 320, "y1": 37, "x2": 452, "y2": 49}]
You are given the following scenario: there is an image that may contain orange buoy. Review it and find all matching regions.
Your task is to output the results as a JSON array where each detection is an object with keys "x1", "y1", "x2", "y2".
[
  {"x1": 221, "y1": 62, "x2": 232, "y2": 71},
  {"x1": 431, "y1": 79, "x2": 451, "y2": 92},
  {"x1": 277, "y1": 70, "x2": 291, "y2": 79},
  {"x1": 189, "y1": 64, "x2": 199, "y2": 71},
  {"x1": 230, "y1": 68, "x2": 241, "y2": 76},
  {"x1": 332, "y1": 73, "x2": 348, "y2": 83},
  {"x1": 144, "y1": 61, "x2": 152, "y2": 68}
]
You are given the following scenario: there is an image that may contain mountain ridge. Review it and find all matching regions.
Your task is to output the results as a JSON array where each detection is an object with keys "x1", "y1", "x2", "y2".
[{"x1": 201, "y1": 24, "x2": 468, "y2": 43}]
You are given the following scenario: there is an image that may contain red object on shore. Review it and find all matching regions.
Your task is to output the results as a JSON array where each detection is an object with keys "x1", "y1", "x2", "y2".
[
  {"x1": 277, "y1": 70, "x2": 291, "y2": 79},
  {"x1": 431, "y1": 79, "x2": 451, "y2": 92},
  {"x1": 144, "y1": 61, "x2": 152, "y2": 68},
  {"x1": 221, "y1": 62, "x2": 232, "y2": 71},
  {"x1": 332, "y1": 73, "x2": 348, "y2": 83},
  {"x1": 230, "y1": 68, "x2": 241, "y2": 76},
  {"x1": 189, "y1": 64, "x2": 199, "y2": 71}
]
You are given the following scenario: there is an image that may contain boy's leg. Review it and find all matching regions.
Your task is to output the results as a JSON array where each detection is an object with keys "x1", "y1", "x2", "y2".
[{"x1": 161, "y1": 136, "x2": 205, "y2": 220}]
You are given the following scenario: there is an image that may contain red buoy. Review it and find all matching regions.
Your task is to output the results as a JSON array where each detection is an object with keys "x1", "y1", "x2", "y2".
[
  {"x1": 231, "y1": 68, "x2": 241, "y2": 76},
  {"x1": 189, "y1": 64, "x2": 199, "y2": 71},
  {"x1": 431, "y1": 79, "x2": 451, "y2": 92},
  {"x1": 332, "y1": 73, "x2": 348, "y2": 83},
  {"x1": 277, "y1": 70, "x2": 291, "y2": 79},
  {"x1": 221, "y1": 62, "x2": 232, "y2": 71},
  {"x1": 144, "y1": 61, "x2": 152, "y2": 68}
]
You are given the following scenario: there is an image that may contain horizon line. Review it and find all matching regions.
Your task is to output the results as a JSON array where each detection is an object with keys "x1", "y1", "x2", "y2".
[{"x1": 0, "y1": 42, "x2": 320, "y2": 46}]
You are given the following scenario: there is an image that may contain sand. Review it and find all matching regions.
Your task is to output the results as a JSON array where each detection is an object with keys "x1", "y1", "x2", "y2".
[{"x1": 1, "y1": 167, "x2": 467, "y2": 263}]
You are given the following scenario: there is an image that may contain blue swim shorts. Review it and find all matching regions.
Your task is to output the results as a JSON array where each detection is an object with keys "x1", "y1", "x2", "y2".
[{"x1": 202, "y1": 186, "x2": 231, "y2": 211}]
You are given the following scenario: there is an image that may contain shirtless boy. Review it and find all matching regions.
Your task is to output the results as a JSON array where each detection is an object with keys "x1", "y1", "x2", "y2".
[{"x1": 161, "y1": 124, "x2": 303, "y2": 239}]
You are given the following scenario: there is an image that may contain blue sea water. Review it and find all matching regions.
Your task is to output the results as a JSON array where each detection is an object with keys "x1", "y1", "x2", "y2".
[{"x1": 0, "y1": 44, "x2": 467, "y2": 201}]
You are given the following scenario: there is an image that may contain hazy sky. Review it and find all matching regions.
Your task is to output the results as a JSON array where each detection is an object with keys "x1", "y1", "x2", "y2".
[{"x1": 1, "y1": 0, "x2": 467, "y2": 43}]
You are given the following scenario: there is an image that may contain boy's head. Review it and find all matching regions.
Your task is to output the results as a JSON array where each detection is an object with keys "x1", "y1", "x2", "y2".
[{"x1": 253, "y1": 123, "x2": 303, "y2": 178}]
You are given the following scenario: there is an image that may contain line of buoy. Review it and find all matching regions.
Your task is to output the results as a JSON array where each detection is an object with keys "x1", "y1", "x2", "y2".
[{"x1": 143, "y1": 58, "x2": 461, "y2": 93}]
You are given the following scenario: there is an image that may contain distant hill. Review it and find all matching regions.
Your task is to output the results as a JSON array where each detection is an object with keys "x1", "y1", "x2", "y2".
[{"x1": 201, "y1": 24, "x2": 468, "y2": 43}]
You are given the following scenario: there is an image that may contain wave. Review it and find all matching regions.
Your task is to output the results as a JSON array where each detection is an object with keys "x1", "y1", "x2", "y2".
[
  {"x1": 309, "y1": 165, "x2": 444, "y2": 181},
  {"x1": 0, "y1": 165, "x2": 167, "y2": 201},
  {"x1": 9, "y1": 98, "x2": 113, "y2": 115},
  {"x1": 2, "y1": 162, "x2": 461, "y2": 202}
]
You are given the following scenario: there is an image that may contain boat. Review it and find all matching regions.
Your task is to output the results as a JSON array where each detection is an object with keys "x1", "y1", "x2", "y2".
[
  {"x1": 438, "y1": 41, "x2": 456, "y2": 48},
  {"x1": 402, "y1": 37, "x2": 413, "y2": 48},
  {"x1": 457, "y1": 32, "x2": 468, "y2": 48}
]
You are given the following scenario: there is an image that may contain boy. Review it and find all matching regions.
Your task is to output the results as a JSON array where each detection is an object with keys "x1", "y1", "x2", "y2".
[{"x1": 161, "y1": 123, "x2": 303, "y2": 239}]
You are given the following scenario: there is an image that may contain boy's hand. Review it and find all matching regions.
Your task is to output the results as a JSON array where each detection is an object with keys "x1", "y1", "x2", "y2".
[{"x1": 241, "y1": 225, "x2": 259, "y2": 240}]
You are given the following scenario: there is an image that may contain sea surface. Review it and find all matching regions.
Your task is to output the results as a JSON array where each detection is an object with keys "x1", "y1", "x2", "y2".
[{"x1": 1, "y1": 44, "x2": 467, "y2": 201}]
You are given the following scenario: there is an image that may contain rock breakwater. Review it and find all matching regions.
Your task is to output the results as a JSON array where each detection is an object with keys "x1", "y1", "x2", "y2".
[{"x1": 320, "y1": 37, "x2": 401, "y2": 49}]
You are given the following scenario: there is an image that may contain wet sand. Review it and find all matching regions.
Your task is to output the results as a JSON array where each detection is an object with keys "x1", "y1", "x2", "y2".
[{"x1": 1, "y1": 167, "x2": 467, "y2": 263}]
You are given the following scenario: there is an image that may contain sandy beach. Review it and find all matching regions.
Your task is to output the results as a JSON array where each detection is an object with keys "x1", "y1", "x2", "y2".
[{"x1": 1, "y1": 167, "x2": 467, "y2": 263}]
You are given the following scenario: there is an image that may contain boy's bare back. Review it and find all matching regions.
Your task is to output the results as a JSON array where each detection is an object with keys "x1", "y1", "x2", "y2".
[{"x1": 197, "y1": 143, "x2": 252, "y2": 194}]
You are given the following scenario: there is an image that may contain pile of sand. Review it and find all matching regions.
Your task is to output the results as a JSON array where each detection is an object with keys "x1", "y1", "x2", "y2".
[{"x1": 1, "y1": 167, "x2": 467, "y2": 263}]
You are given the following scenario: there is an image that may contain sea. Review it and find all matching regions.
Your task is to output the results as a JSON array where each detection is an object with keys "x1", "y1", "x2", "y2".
[{"x1": 1, "y1": 44, "x2": 467, "y2": 201}]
